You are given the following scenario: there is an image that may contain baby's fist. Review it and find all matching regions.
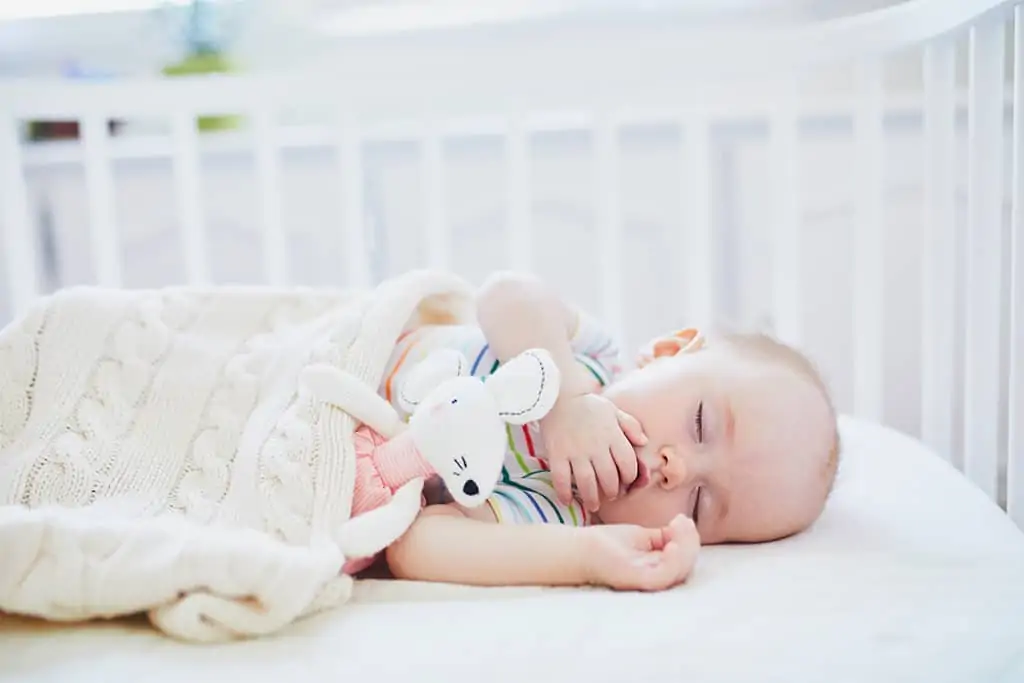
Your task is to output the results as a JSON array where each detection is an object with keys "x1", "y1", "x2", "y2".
[{"x1": 581, "y1": 515, "x2": 699, "y2": 592}]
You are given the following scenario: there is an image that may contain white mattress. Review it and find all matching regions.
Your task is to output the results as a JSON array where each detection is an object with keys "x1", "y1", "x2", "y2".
[{"x1": 3, "y1": 416, "x2": 1024, "y2": 683}]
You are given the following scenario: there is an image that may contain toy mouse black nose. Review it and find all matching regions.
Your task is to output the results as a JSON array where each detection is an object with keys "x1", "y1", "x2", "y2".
[{"x1": 462, "y1": 480, "x2": 479, "y2": 497}]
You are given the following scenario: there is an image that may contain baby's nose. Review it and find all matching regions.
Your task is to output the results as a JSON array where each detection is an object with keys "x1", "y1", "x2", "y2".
[{"x1": 659, "y1": 447, "x2": 690, "y2": 490}]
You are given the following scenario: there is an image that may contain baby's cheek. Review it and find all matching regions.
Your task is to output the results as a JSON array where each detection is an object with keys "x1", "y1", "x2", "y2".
[
  {"x1": 609, "y1": 490, "x2": 686, "y2": 528},
  {"x1": 647, "y1": 493, "x2": 690, "y2": 526}
]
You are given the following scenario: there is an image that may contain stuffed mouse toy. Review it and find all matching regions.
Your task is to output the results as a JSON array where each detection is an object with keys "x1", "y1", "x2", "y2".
[{"x1": 301, "y1": 347, "x2": 561, "y2": 562}]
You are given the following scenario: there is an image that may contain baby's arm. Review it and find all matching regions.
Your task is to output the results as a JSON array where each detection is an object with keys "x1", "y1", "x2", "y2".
[
  {"x1": 476, "y1": 271, "x2": 601, "y2": 398},
  {"x1": 386, "y1": 504, "x2": 587, "y2": 587},
  {"x1": 477, "y1": 272, "x2": 644, "y2": 508},
  {"x1": 386, "y1": 504, "x2": 699, "y2": 591}
]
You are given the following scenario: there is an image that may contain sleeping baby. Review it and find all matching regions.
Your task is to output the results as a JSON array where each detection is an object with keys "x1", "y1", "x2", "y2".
[{"x1": 369, "y1": 271, "x2": 840, "y2": 591}]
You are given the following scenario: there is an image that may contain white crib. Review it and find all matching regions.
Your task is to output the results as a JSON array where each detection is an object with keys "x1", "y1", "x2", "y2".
[
  {"x1": 2, "y1": 0, "x2": 1024, "y2": 678},
  {"x1": 2, "y1": 0, "x2": 1022, "y2": 524}
]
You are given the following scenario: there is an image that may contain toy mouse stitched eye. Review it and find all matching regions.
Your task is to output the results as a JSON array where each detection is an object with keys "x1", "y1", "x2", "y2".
[{"x1": 450, "y1": 397, "x2": 458, "y2": 405}]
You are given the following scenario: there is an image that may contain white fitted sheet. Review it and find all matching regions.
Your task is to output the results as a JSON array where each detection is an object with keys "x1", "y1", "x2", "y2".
[{"x1": 2, "y1": 416, "x2": 1023, "y2": 683}]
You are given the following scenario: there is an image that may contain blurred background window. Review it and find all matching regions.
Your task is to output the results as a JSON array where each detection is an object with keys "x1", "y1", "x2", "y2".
[
  {"x1": 0, "y1": 1, "x2": 901, "y2": 80},
  {"x1": 0, "y1": 1, "x2": 191, "y2": 21}
]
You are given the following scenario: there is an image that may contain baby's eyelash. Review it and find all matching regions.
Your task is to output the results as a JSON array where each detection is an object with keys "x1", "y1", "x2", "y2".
[{"x1": 695, "y1": 401, "x2": 704, "y2": 442}]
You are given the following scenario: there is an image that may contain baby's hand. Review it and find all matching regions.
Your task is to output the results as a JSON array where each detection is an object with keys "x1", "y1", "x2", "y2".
[
  {"x1": 581, "y1": 515, "x2": 700, "y2": 591},
  {"x1": 540, "y1": 393, "x2": 646, "y2": 511}
]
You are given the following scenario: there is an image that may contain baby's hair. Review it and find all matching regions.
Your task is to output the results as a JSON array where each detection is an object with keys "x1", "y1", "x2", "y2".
[{"x1": 717, "y1": 330, "x2": 841, "y2": 495}]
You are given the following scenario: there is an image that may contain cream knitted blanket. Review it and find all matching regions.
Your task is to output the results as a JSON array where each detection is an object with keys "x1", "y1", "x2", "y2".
[{"x1": 0, "y1": 270, "x2": 474, "y2": 642}]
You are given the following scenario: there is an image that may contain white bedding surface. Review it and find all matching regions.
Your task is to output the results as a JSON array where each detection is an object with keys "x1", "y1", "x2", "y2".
[{"x1": 2, "y1": 416, "x2": 1023, "y2": 683}]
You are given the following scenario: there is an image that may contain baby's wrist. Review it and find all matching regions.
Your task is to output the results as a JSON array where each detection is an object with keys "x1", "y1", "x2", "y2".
[
  {"x1": 542, "y1": 390, "x2": 574, "y2": 416},
  {"x1": 570, "y1": 527, "x2": 599, "y2": 585},
  {"x1": 547, "y1": 349, "x2": 599, "y2": 398},
  {"x1": 541, "y1": 392, "x2": 588, "y2": 429}
]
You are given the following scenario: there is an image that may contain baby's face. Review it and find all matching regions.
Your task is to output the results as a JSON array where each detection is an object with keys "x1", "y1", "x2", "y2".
[{"x1": 598, "y1": 343, "x2": 835, "y2": 544}]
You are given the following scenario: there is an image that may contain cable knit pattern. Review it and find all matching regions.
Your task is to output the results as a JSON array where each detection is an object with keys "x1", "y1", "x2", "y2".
[
  {"x1": 169, "y1": 295, "x2": 333, "y2": 524},
  {"x1": 168, "y1": 328, "x2": 265, "y2": 523},
  {"x1": 0, "y1": 301, "x2": 46, "y2": 451},
  {"x1": 256, "y1": 304, "x2": 366, "y2": 545},
  {"x1": 21, "y1": 292, "x2": 201, "y2": 510},
  {"x1": 0, "y1": 272, "x2": 475, "y2": 642}
]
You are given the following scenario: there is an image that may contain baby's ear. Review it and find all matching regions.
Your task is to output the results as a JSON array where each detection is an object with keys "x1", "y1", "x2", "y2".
[
  {"x1": 486, "y1": 349, "x2": 561, "y2": 425},
  {"x1": 398, "y1": 349, "x2": 467, "y2": 412},
  {"x1": 637, "y1": 328, "x2": 705, "y2": 367}
]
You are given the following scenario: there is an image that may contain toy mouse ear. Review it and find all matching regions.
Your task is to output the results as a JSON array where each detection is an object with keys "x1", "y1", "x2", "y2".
[
  {"x1": 486, "y1": 349, "x2": 561, "y2": 425},
  {"x1": 398, "y1": 349, "x2": 468, "y2": 412}
]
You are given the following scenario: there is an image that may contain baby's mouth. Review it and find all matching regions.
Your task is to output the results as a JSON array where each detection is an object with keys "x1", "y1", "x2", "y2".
[{"x1": 626, "y1": 459, "x2": 651, "y2": 494}]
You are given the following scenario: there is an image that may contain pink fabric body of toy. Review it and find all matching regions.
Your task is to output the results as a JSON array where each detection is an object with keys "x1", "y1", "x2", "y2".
[{"x1": 342, "y1": 426, "x2": 435, "y2": 574}]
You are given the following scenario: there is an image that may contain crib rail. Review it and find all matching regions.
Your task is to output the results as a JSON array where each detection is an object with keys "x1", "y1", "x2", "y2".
[
  {"x1": 852, "y1": 60, "x2": 886, "y2": 424},
  {"x1": 0, "y1": 114, "x2": 33, "y2": 315},
  {"x1": 1, "y1": 0, "x2": 1022, "y2": 527},
  {"x1": 964, "y1": 20, "x2": 1009, "y2": 503},
  {"x1": 1009, "y1": 7, "x2": 1024, "y2": 529},
  {"x1": 920, "y1": 39, "x2": 959, "y2": 476}
]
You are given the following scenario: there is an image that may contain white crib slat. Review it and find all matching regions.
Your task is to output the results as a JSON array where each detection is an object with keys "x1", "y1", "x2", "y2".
[
  {"x1": 505, "y1": 122, "x2": 533, "y2": 272},
  {"x1": 682, "y1": 118, "x2": 714, "y2": 328},
  {"x1": 921, "y1": 39, "x2": 958, "y2": 461},
  {"x1": 338, "y1": 126, "x2": 371, "y2": 288},
  {"x1": 82, "y1": 115, "x2": 121, "y2": 287},
  {"x1": 171, "y1": 112, "x2": 209, "y2": 285},
  {"x1": 852, "y1": 59, "x2": 886, "y2": 424},
  {"x1": 253, "y1": 111, "x2": 288, "y2": 286},
  {"x1": 0, "y1": 114, "x2": 38, "y2": 315},
  {"x1": 964, "y1": 19, "x2": 1007, "y2": 500},
  {"x1": 1008, "y1": 6, "x2": 1024, "y2": 527},
  {"x1": 595, "y1": 119, "x2": 625, "y2": 344},
  {"x1": 768, "y1": 103, "x2": 802, "y2": 346},
  {"x1": 422, "y1": 134, "x2": 449, "y2": 270}
]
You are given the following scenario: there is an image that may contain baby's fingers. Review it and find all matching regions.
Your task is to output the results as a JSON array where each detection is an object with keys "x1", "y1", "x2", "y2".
[
  {"x1": 592, "y1": 450, "x2": 621, "y2": 501},
  {"x1": 665, "y1": 514, "x2": 700, "y2": 547},
  {"x1": 610, "y1": 430, "x2": 639, "y2": 490},
  {"x1": 551, "y1": 459, "x2": 574, "y2": 505},
  {"x1": 616, "y1": 409, "x2": 648, "y2": 447},
  {"x1": 662, "y1": 515, "x2": 701, "y2": 581},
  {"x1": 631, "y1": 546, "x2": 689, "y2": 592},
  {"x1": 571, "y1": 459, "x2": 601, "y2": 512}
]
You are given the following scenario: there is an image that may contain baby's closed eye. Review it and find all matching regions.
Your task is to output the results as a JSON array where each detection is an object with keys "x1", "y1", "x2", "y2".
[{"x1": 694, "y1": 402, "x2": 704, "y2": 442}]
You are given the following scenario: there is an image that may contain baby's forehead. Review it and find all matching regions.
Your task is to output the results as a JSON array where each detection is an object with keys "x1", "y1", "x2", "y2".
[
  {"x1": 717, "y1": 335, "x2": 829, "y2": 396},
  {"x1": 719, "y1": 356, "x2": 833, "y2": 458},
  {"x1": 710, "y1": 344, "x2": 818, "y2": 398}
]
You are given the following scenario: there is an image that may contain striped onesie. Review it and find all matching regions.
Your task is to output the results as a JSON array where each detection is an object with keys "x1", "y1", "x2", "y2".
[{"x1": 380, "y1": 312, "x2": 623, "y2": 527}]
